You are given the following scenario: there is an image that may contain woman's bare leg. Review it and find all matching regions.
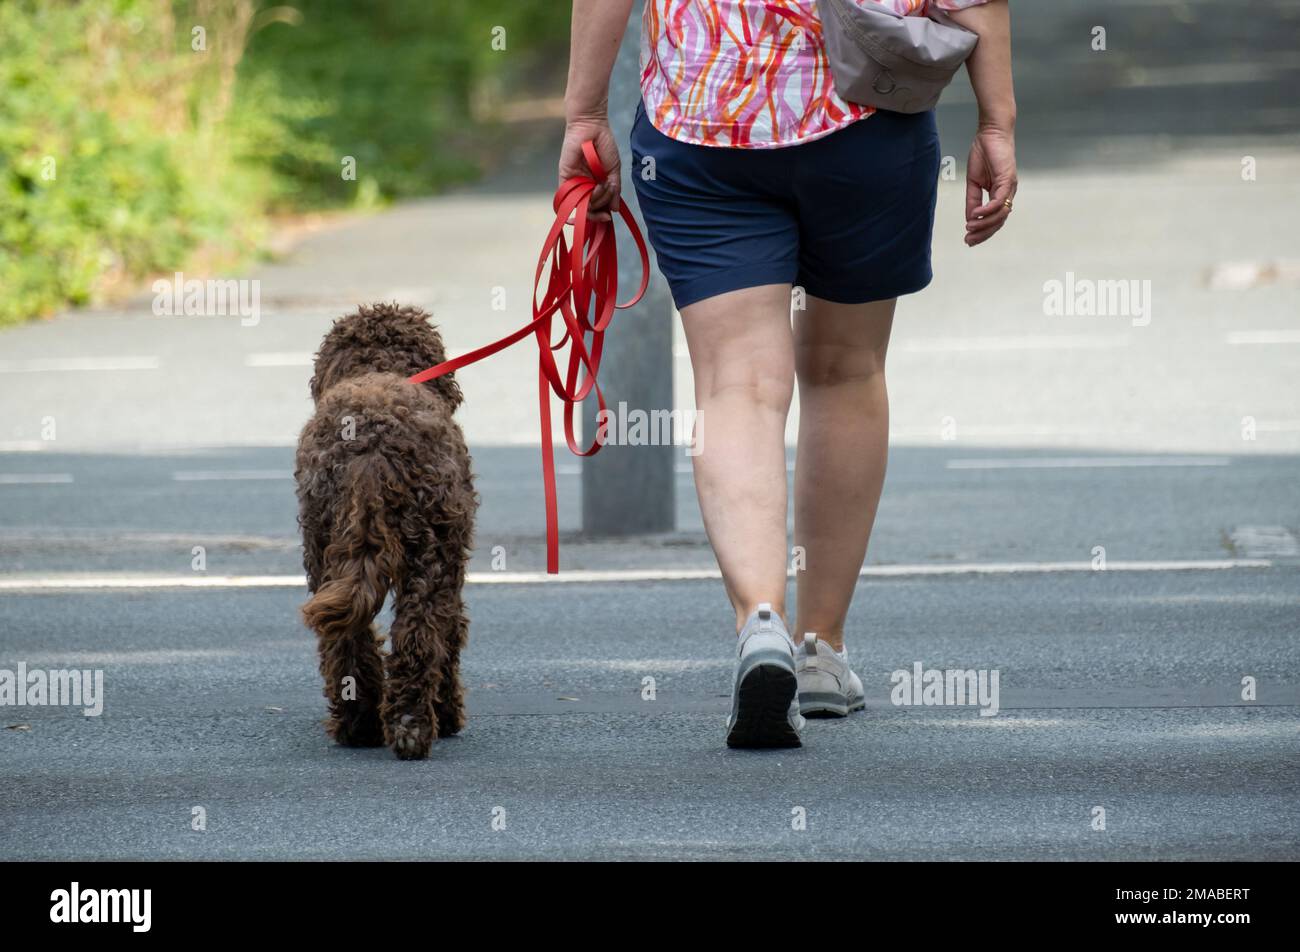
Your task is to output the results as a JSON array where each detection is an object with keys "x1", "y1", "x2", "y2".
[
  {"x1": 679, "y1": 283, "x2": 795, "y2": 631},
  {"x1": 792, "y1": 296, "x2": 896, "y2": 650}
]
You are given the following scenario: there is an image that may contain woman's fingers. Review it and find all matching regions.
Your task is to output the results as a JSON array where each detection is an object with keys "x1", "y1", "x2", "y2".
[
  {"x1": 965, "y1": 197, "x2": 1011, "y2": 245},
  {"x1": 586, "y1": 183, "x2": 614, "y2": 221},
  {"x1": 965, "y1": 176, "x2": 1017, "y2": 245},
  {"x1": 966, "y1": 197, "x2": 1010, "y2": 233},
  {"x1": 966, "y1": 210, "x2": 1007, "y2": 244},
  {"x1": 971, "y1": 179, "x2": 1016, "y2": 220},
  {"x1": 588, "y1": 137, "x2": 622, "y2": 220},
  {"x1": 590, "y1": 175, "x2": 621, "y2": 209},
  {"x1": 965, "y1": 175, "x2": 986, "y2": 224},
  {"x1": 558, "y1": 127, "x2": 620, "y2": 221}
]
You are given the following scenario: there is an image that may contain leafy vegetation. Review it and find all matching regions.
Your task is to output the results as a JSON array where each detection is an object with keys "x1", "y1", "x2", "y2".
[{"x1": 0, "y1": 0, "x2": 569, "y2": 325}]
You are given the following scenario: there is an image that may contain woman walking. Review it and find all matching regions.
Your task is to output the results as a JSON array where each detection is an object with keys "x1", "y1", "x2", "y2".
[{"x1": 561, "y1": 0, "x2": 1017, "y2": 747}]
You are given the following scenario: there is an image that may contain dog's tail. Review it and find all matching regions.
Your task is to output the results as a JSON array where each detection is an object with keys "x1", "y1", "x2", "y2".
[{"x1": 302, "y1": 455, "x2": 402, "y2": 644}]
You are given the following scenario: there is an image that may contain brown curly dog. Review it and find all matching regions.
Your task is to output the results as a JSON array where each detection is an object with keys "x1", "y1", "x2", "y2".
[{"x1": 295, "y1": 303, "x2": 476, "y2": 760}]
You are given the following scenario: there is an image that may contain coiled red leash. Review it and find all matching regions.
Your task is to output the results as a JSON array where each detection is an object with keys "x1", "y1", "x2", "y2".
[{"x1": 409, "y1": 141, "x2": 650, "y2": 574}]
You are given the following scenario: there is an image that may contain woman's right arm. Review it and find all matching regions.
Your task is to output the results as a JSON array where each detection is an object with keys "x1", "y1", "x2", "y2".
[{"x1": 561, "y1": 0, "x2": 636, "y2": 220}]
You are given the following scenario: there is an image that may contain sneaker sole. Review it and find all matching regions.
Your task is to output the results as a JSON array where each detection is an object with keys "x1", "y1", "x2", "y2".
[
  {"x1": 727, "y1": 662, "x2": 802, "y2": 749},
  {"x1": 799, "y1": 691, "x2": 867, "y2": 719}
]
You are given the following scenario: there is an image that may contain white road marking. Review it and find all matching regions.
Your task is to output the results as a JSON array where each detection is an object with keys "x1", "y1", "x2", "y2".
[
  {"x1": 565, "y1": 659, "x2": 729, "y2": 672},
  {"x1": 892, "y1": 423, "x2": 1140, "y2": 439},
  {"x1": 0, "y1": 575, "x2": 306, "y2": 590},
  {"x1": 0, "y1": 441, "x2": 50, "y2": 452},
  {"x1": 854, "y1": 559, "x2": 1270, "y2": 576},
  {"x1": 897, "y1": 334, "x2": 1130, "y2": 354},
  {"x1": 172, "y1": 470, "x2": 293, "y2": 482},
  {"x1": 0, "y1": 558, "x2": 1271, "y2": 591},
  {"x1": 926, "y1": 717, "x2": 1068, "y2": 729},
  {"x1": 246, "y1": 347, "x2": 469, "y2": 368},
  {"x1": 244, "y1": 352, "x2": 314, "y2": 367},
  {"x1": 0, "y1": 473, "x2": 73, "y2": 485},
  {"x1": 1226, "y1": 330, "x2": 1300, "y2": 345},
  {"x1": 568, "y1": 463, "x2": 795, "y2": 475},
  {"x1": 0, "y1": 356, "x2": 160, "y2": 373},
  {"x1": 555, "y1": 462, "x2": 699, "y2": 476},
  {"x1": 947, "y1": 456, "x2": 1231, "y2": 470},
  {"x1": 1117, "y1": 62, "x2": 1290, "y2": 89},
  {"x1": 1229, "y1": 525, "x2": 1300, "y2": 558},
  {"x1": 1208, "y1": 261, "x2": 1270, "y2": 291},
  {"x1": 0, "y1": 530, "x2": 299, "y2": 548},
  {"x1": 18, "y1": 648, "x2": 245, "y2": 665}
]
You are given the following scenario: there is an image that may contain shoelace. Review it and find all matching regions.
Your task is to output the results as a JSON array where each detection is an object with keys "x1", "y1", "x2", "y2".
[{"x1": 409, "y1": 140, "x2": 650, "y2": 574}]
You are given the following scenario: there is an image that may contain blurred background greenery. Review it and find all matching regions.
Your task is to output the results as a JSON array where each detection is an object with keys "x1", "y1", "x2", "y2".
[{"x1": 0, "y1": 0, "x2": 570, "y2": 326}]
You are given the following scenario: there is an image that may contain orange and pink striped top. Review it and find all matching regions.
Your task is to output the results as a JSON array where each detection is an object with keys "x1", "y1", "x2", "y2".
[{"x1": 640, "y1": 0, "x2": 992, "y2": 148}]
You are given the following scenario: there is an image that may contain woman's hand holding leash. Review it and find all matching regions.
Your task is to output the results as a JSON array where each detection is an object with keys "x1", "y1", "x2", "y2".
[
  {"x1": 561, "y1": 0, "x2": 636, "y2": 222},
  {"x1": 560, "y1": 116, "x2": 621, "y2": 222}
]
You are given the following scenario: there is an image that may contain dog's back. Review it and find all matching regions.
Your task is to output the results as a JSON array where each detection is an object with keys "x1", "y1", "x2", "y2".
[
  {"x1": 295, "y1": 305, "x2": 476, "y2": 760},
  {"x1": 296, "y1": 370, "x2": 472, "y2": 651}
]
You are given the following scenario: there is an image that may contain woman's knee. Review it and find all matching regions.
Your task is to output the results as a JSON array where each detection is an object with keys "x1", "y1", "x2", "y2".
[
  {"x1": 698, "y1": 358, "x2": 795, "y2": 415},
  {"x1": 794, "y1": 341, "x2": 886, "y2": 389},
  {"x1": 684, "y1": 289, "x2": 796, "y2": 413},
  {"x1": 793, "y1": 296, "x2": 894, "y2": 388}
]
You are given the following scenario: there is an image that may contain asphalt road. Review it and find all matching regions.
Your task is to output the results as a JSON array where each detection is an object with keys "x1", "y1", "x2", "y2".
[
  {"x1": 1, "y1": 443, "x2": 1297, "y2": 859},
  {"x1": 2, "y1": 566, "x2": 1297, "y2": 861},
  {"x1": 0, "y1": 446, "x2": 1297, "y2": 575}
]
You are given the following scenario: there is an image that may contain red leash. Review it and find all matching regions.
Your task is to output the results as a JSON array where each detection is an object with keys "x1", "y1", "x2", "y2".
[{"x1": 409, "y1": 141, "x2": 650, "y2": 574}]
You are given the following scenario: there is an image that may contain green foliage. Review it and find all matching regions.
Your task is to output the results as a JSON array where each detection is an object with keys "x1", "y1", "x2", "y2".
[
  {"x1": 0, "y1": 0, "x2": 264, "y2": 324},
  {"x1": 234, "y1": 0, "x2": 570, "y2": 206},
  {"x1": 0, "y1": 0, "x2": 572, "y2": 325}
]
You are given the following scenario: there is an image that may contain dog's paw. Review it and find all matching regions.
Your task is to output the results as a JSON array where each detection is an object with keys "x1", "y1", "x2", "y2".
[
  {"x1": 435, "y1": 700, "x2": 466, "y2": 737},
  {"x1": 388, "y1": 712, "x2": 435, "y2": 760},
  {"x1": 329, "y1": 709, "x2": 385, "y2": 748}
]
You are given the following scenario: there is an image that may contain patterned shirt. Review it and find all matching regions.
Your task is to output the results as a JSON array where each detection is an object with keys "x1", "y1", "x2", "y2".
[{"x1": 640, "y1": 0, "x2": 993, "y2": 148}]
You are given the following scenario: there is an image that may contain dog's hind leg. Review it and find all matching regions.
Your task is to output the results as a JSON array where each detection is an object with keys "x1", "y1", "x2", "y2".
[
  {"x1": 319, "y1": 623, "x2": 386, "y2": 747},
  {"x1": 300, "y1": 460, "x2": 396, "y2": 749},
  {"x1": 382, "y1": 575, "x2": 450, "y2": 760},
  {"x1": 433, "y1": 571, "x2": 469, "y2": 737},
  {"x1": 302, "y1": 530, "x2": 384, "y2": 746},
  {"x1": 382, "y1": 582, "x2": 444, "y2": 764}
]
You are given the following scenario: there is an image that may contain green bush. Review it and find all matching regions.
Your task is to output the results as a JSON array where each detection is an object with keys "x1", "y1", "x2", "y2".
[
  {"x1": 0, "y1": 0, "x2": 572, "y2": 326},
  {"x1": 0, "y1": 0, "x2": 270, "y2": 325},
  {"x1": 234, "y1": 0, "x2": 571, "y2": 207}
]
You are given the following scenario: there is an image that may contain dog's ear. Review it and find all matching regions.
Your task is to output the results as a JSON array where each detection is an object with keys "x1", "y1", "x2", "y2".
[
  {"x1": 426, "y1": 366, "x2": 464, "y2": 411},
  {"x1": 309, "y1": 340, "x2": 343, "y2": 404},
  {"x1": 310, "y1": 306, "x2": 376, "y2": 401},
  {"x1": 405, "y1": 313, "x2": 464, "y2": 410}
]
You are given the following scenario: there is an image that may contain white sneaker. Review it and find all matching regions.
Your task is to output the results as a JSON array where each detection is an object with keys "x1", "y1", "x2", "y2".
[
  {"x1": 725, "y1": 603, "x2": 804, "y2": 749},
  {"x1": 795, "y1": 633, "x2": 866, "y2": 718}
]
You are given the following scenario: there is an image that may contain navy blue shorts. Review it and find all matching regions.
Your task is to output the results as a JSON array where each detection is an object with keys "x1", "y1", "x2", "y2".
[{"x1": 629, "y1": 100, "x2": 940, "y2": 311}]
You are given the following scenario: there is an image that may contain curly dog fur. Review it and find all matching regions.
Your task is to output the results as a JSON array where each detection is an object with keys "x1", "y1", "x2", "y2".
[{"x1": 295, "y1": 303, "x2": 476, "y2": 760}]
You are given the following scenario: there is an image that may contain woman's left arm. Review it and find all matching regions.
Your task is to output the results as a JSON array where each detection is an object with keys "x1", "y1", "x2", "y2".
[{"x1": 943, "y1": 0, "x2": 1017, "y2": 246}]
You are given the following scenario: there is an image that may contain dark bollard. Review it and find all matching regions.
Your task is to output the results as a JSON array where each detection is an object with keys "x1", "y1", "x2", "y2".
[{"x1": 580, "y1": 0, "x2": 676, "y2": 540}]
